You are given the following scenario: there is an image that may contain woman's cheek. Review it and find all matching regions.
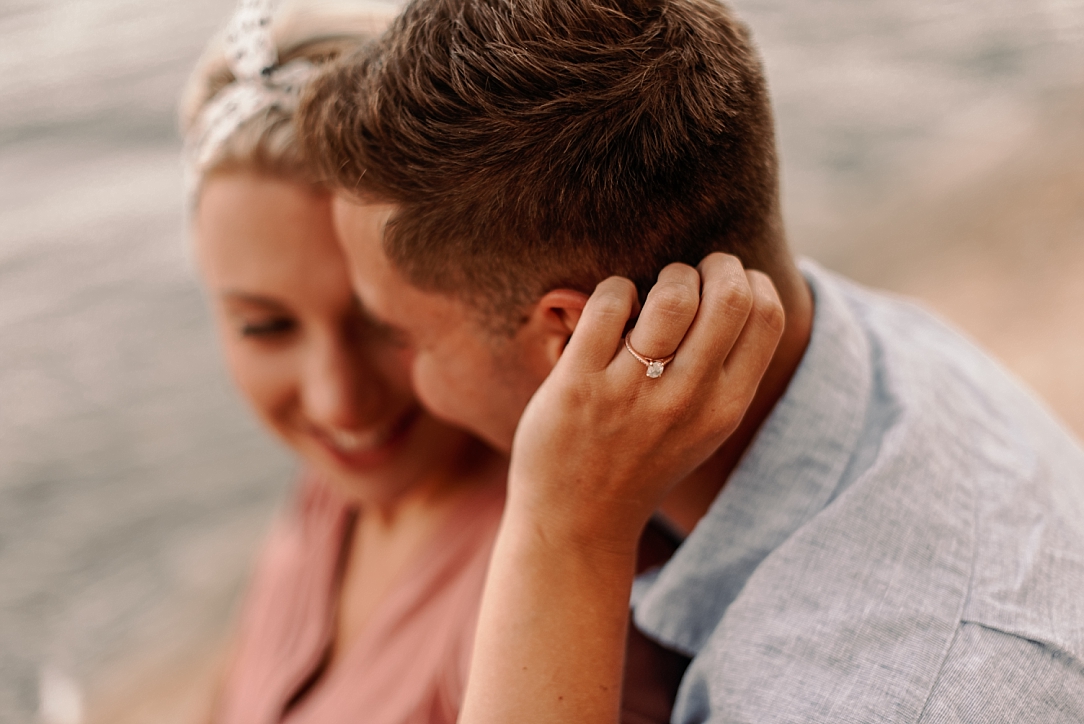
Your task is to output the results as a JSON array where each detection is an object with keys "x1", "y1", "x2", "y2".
[{"x1": 224, "y1": 341, "x2": 302, "y2": 440}]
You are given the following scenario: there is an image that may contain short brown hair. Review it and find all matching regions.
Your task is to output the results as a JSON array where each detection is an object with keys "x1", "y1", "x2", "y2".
[{"x1": 299, "y1": 0, "x2": 783, "y2": 329}]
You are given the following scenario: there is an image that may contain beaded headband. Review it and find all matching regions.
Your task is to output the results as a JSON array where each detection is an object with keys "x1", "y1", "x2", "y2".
[{"x1": 183, "y1": 0, "x2": 318, "y2": 203}]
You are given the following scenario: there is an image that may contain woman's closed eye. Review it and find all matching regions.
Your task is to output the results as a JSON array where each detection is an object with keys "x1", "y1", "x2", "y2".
[
  {"x1": 220, "y1": 292, "x2": 298, "y2": 339},
  {"x1": 238, "y1": 316, "x2": 297, "y2": 338}
]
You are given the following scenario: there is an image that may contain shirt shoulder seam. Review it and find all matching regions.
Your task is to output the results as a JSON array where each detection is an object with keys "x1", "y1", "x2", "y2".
[{"x1": 914, "y1": 471, "x2": 980, "y2": 723}]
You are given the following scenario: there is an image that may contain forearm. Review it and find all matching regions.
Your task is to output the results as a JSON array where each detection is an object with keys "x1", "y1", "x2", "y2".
[
  {"x1": 460, "y1": 508, "x2": 638, "y2": 724},
  {"x1": 458, "y1": 258, "x2": 784, "y2": 722}
]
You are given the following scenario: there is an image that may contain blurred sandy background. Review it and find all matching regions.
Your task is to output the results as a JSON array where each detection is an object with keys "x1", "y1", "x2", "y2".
[{"x1": 0, "y1": 1, "x2": 1081, "y2": 722}]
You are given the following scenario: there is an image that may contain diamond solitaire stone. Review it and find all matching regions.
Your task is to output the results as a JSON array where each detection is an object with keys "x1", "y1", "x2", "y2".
[{"x1": 623, "y1": 336, "x2": 675, "y2": 380}]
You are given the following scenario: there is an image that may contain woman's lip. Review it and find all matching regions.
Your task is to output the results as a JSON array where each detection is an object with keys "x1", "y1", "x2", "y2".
[{"x1": 315, "y1": 407, "x2": 420, "y2": 470}]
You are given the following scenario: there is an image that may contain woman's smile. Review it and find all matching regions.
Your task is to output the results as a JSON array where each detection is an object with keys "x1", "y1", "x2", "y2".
[{"x1": 310, "y1": 404, "x2": 422, "y2": 471}]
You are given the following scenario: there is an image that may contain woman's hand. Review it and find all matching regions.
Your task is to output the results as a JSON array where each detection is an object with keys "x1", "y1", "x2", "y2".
[
  {"x1": 509, "y1": 252, "x2": 785, "y2": 552},
  {"x1": 460, "y1": 253, "x2": 784, "y2": 724}
]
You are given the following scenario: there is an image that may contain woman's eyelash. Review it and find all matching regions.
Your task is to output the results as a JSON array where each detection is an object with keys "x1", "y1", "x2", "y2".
[{"x1": 240, "y1": 318, "x2": 296, "y2": 337}]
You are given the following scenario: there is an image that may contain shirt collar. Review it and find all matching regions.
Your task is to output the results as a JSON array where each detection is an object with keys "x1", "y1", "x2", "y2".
[{"x1": 633, "y1": 260, "x2": 873, "y2": 656}]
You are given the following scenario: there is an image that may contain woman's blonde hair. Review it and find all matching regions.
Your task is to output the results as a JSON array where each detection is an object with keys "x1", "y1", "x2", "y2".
[{"x1": 180, "y1": 0, "x2": 396, "y2": 196}]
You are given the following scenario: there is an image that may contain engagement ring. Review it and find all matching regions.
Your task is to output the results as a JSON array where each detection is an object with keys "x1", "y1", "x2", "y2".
[{"x1": 624, "y1": 336, "x2": 676, "y2": 378}]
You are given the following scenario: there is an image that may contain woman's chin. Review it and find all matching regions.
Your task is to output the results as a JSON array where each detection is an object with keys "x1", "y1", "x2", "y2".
[{"x1": 306, "y1": 407, "x2": 426, "y2": 495}]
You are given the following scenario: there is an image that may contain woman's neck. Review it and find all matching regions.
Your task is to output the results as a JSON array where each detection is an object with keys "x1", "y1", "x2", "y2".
[{"x1": 329, "y1": 444, "x2": 507, "y2": 671}]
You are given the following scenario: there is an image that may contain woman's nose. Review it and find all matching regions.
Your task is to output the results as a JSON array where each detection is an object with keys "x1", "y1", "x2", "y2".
[{"x1": 301, "y1": 336, "x2": 379, "y2": 431}]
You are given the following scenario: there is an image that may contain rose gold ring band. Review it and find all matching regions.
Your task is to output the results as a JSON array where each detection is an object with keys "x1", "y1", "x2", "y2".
[{"x1": 623, "y1": 336, "x2": 676, "y2": 379}]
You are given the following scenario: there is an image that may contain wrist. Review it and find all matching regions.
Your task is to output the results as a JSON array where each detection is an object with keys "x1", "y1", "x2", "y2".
[
  {"x1": 463, "y1": 487, "x2": 637, "y2": 724},
  {"x1": 499, "y1": 498, "x2": 643, "y2": 576}
]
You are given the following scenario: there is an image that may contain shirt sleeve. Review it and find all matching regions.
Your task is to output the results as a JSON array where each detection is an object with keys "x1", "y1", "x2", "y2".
[
  {"x1": 676, "y1": 620, "x2": 1084, "y2": 724},
  {"x1": 918, "y1": 622, "x2": 1084, "y2": 723}
]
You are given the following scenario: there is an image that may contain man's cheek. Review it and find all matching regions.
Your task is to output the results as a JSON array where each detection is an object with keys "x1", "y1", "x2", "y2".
[{"x1": 411, "y1": 355, "x2": 475, "y2": 429}]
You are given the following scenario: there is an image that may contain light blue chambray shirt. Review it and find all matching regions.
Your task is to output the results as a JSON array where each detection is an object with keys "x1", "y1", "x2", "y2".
[{"x1": 631, "y1": 260, "x2": 1084, "y2": 723}]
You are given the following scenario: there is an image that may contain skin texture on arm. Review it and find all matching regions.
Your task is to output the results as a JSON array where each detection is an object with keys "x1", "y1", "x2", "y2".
[
  {"x1": 465, "y1": 509, "x2": 638, "y2": 722},
  {"x1": 460, "y1": 254, "x2": 786, "y2": 724}
]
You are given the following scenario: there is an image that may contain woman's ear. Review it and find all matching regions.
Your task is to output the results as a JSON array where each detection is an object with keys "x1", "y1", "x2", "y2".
[{"x1": 523, "y1": 289, "x2": 590, "y2": 368}]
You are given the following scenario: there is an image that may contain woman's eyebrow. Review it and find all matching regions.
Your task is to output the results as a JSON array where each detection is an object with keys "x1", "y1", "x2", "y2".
[{"x1": 220, "y1": 291, "x2": 288, "y2": 312}]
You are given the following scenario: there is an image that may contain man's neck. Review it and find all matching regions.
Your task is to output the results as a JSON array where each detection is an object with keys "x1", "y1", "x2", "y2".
[{"x1": 658, "y1": 262, "x2": 814, "y2": 535}]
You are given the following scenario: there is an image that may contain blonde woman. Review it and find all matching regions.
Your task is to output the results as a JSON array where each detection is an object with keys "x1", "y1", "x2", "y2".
[{"x1": 180, "y1": 2, "x2": 507, "y2": 721}]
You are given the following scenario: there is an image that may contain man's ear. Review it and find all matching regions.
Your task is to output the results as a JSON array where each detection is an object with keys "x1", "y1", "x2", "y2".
[{"x1": 523, "y1": 289, "x2": 590, "y2": 369}]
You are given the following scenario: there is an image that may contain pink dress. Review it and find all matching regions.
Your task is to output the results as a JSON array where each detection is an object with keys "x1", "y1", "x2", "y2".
[{"x1": 214, "y1": 475, "x2": 505, "y2": 724}]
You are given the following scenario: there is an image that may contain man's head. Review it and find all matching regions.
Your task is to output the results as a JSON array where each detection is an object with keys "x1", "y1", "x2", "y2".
[{"x1": 298, "y1": 0, "x2": 788, "y2": 449}]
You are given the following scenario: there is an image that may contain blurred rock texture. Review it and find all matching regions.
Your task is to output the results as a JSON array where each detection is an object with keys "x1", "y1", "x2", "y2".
[
  {"x1": 0, "y1": 0, "x2": 1080, "y2": 722},
  {"x1": 832, "y1": 90, "x2": 1084, "y2": 436}
]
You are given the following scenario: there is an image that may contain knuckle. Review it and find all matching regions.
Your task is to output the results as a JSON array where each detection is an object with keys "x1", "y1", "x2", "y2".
[
  {"x1": 595, "y1": 276, "x2": 638, "y2": 300},
  {"x1": 716, "y1": 253, "x2": 745, "y2": 276},
  {"x1": 656, "y1": 386, "x2": 744, "y2": 442},
  {"x1": 709, "y1": 392, "x2": 751, "y2": 430},
  {"x1": 747, "y1": 273, "x2": 785, "y2": 334},
  {"x1": 657, "y1": 394, "x2": 694, "y2": 429},
  {"x1": 698, "y1": 251, "x2": 739, "y2": 274},
  {"x1": 620, "y1": 278, "x2": 639, "y2": 299},
  {"x1": 649, "y1": 282, "x2": 698, "y2": 319},
  {"x1": 617, "y1": 276, "x2": 640, "y2": 297},
  {"x1": 752, "y1": 295, "x2": 786, "y2": 335},
  {"x1": 592, "y1": 294, "x2": 630, "y2": 320},
  {"x1": 715, "y1": 280, "x2": 753, "y2": 319},
  {"x1": 660, "y1": 262, "x2": 701, "y2": 288},
  {"x1": 591, "y1": 279, "x2": 636, "y2": 317}
]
